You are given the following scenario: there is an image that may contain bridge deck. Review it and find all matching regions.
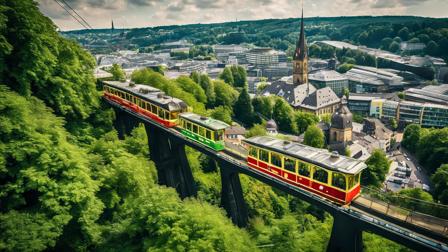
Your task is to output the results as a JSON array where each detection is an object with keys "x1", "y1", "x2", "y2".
[{"x1": 106, "y1": 98, "x2": 448, "y2": 252}]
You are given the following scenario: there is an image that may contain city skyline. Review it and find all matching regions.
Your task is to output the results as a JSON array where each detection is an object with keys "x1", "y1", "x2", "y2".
[{"x1": 39, "y1": 0, "x2": 448, "y2": 31}]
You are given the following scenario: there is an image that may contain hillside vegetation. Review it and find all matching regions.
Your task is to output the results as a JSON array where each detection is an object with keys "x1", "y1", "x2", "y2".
[{"x1": 66, "y1": 15, "x2": 448, "y2": 62}]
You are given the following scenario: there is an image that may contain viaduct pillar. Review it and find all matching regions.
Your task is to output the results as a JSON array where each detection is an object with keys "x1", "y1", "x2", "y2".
[
  {"x1": 218, "y1": 161, "x2": 248, "y2": 227},
  {"x1": 145, "y1": 123, "x2": 197, "y2": 199},
  {"x1": 327, "y1": 211, "x2": 363, "y2": 252}
]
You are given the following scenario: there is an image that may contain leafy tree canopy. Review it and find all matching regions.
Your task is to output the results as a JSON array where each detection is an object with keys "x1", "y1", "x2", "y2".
[
  {"x1": 362, "y1": 149, "x2": 391, "y2": 187},
  {"x1": 0, "y1": 1, "x2": 98, "y2": 120},
  {"x1": 303, "y1": 125, "x2": 325, "y2": 148}
]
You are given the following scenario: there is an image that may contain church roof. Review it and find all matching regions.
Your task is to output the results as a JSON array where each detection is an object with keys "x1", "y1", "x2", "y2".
[
  {"x1": 293, "y1": 9, "x2": 307, "y2": 61},
  {"x1": 300, "y1": 87, "x2": 340, "y2": 109},
  {"x1": 261, "y1": 78, "x2": 340, "y2": 111},
  {"x1": 262, "y1": 78, "x2": 316, "y2": 106}
]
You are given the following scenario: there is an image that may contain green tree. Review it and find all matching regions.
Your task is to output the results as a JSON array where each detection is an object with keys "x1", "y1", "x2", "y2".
[
  {"x1": 233, "y1": 87, "x2": 255, "y2": 126},
  {"x1": 362, "y1": 149, "x2": 391, "y2": 187},
  {"x1": 389, "y1": 118, "x2": 398, "y2": 130},
  {"x1": 0, "y1": 86, "x2": 103, "y2": 251},
  {"x1": 398, "y1": 27, "x2": 410, "y2": 41},
  {"x1": 352, "y1": 113, "x2": 364, "y2": 123},
  {"x1": 131, "y1": 68, "x2": 206, "y2": 114},
  {"x1": 303, "y1": 125, "x2": 325, "y2": 148},
  {"x1": 295, "y1": 111, "x2": 319, "y2": 134},
  {"x1": 176, "y1": 75, "x2": 207, "y2": 103},
  {"x1": 426, "y1": 40, "x2": 439, "y2": 56},
  {"x1": 388, "y1": 41, "x2": 400, "y2": 52},
  {"x1": 219, "y1": 67, "x2": 234, "y2": 86},
  {"x1": 416, "y1": 127, "x2": 448, "y2": 173},
  {"x1": 0, "y1": 0, "x2": 99, "y2": 121},
  {"x1": 380, "y1": 37, "x2": 393, "y2": 50},
  {"x1": 245, "y1": 124, "x2": 267, "y2": 138},
  {"x1": 209, "y1": 106, "x2": 233, "y2": 125},
  {"x1": 336, "y1": 63, "x2": 354, "y2": 73},
  {"x1": 272, "y1": 98, "x2": 297, "y2": 134},
  {"x1": 252, "y1": 96, "x2": 275, "y2": 119},
  {"x1": 401, "y1": 124, "x2": 421, "y2": 153},
  {"x1": 231, "y1": 65, "x2": 247, "y2": 88},
  {"x1": 110, "y1": 63, "x2": 126, "y2": 81},
  {"x1": 431, "y1": 164, "x2": 448, "y2": 204},
  {"x1": 309, "y1": 44, "x2": 322, "y2": 58},
  {"x1": 397, "y1": 92, "x2": 405, "y2": 99},
  {"x1": 213, "y1": 80, "x2": 238, "y2": 108}
]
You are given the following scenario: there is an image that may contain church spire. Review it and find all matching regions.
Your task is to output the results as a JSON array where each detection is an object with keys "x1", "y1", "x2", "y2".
[
  {"x1": 292, "y1": 2, "x2": 308, "y2": 86},
  {"x1": 294, "y1": 7, "x2": 307, "y2": 61}
]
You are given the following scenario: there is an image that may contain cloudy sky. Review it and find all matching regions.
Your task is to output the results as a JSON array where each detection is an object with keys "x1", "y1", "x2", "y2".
[{"x1": 38, "y1": 0, "x2": 448, "y2": 31}]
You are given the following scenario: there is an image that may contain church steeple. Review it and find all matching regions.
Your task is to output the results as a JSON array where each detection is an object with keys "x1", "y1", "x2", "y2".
[
  {"x1": 294, "y1": 9, "x2": 307, "y2": 61},
  {"x1": 292, "y1": 5, "x2": 308, "y2": 86}
]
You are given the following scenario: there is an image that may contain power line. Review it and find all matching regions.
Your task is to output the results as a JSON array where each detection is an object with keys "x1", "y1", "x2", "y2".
[
  {"x1": 53, "y1": 0, "x2": 90, "y2": 30},
  {"x1": 58, "y1": 0, "x2": 93, "y2": 29}
]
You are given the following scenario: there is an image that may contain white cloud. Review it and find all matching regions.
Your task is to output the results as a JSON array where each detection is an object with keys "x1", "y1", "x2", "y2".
[{"x1": 37, "y1": 0, "x2": 444, "y2": 30}]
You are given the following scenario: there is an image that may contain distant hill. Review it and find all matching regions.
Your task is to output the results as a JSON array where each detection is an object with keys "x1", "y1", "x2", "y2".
[{"x1": 63, "y1": 15, "x2": 448, "y2": 62}]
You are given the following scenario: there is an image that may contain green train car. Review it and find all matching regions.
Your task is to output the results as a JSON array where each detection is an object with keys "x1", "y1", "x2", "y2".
[{"x1": 179, "y1": 112, "x2": 229, "y2": 151}]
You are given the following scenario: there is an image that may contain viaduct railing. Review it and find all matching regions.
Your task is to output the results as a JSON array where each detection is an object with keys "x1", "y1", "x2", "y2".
[{"x1": 106, "y1": 98, "x2": 448, "y2": 252}]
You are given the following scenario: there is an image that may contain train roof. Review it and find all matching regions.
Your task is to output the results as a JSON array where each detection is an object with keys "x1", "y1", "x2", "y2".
[
  {"x1": 103, "y1": 80, "x2": 188, "y2": 112},
  {"x1": 180, "y1": 112, "x2": 229, "y2": 131},
  {"x1": 243, "y1": 136, "x2": 367, "y2": 175}
]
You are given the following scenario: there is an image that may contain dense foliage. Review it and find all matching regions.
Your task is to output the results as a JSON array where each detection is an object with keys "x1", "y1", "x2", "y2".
[
  {"x1": 303, "y1": 125, "x2": 325, "y2": 148},
  {"x1": 401, "y1": 124, "x2": 448, "y2": 203},
  {"x1": 362, "y1": 149, "x2": 391, "y2": 187},
  {"x1": 0, "y1": 1, "x2": 98, "y2": 121},
  {"x1": 67, "y1": 16, "x2": 448, "y2": 64}
]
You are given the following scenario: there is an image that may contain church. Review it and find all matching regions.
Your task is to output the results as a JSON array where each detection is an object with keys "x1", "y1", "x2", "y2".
[{"x1": 262, "y1": 8, "x2": 341, "y2": 116}]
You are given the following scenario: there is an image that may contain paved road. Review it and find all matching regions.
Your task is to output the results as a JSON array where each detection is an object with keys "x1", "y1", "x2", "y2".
[{"x1": 386, "y1": 148, "x2": 431, "y2": 192}]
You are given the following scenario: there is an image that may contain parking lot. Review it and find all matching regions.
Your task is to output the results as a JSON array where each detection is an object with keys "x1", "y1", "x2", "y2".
[{"x1": 385, "y1": 148, "x2": 431, "y2": 192}]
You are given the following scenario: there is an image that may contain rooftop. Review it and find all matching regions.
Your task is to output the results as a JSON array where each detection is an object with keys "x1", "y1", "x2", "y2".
[
  {"x1": 225, "y1": 125, "x2": 246, "y2": 135},
  {"x1": 308, "y1": 69, "x2": 347, "y2": 82},
  {"x1": 180, "y1": 112, "x2": 229, "y2": 130},
  {"x1": 244, "y1": 136, "x2": 367, "y2": 174},
  {"x1": 103, "y1": 80, "x2": 188, "y2": 111}
]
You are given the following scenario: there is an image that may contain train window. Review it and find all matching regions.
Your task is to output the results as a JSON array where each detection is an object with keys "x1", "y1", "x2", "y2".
[
  {"x1": 249, "y1": 146, "x2": 258, "y2": 158},
  {"x1": 170, "y1": 112, "x2": 179, "y2": 120},
  {"x1": 354, "y1": 173, "x2": 360, "y2": 184},
  {"x1": 186, "y1": 122, "x2": 192, "y2": 131},
  {"x1": 214, "y1": 130, "x2": 223, "y2": 141},
  {"x1": 158, "y1": 108, "x2": 164, "y2": 118},
  {"x1": 193, "y1": 124, "x2": 198, "y2": 134},
  {"x1": 298, "y1": 162, "x2": 310, "y2": 177},
  {"x1": 206, "y1": 130, "x2": 212, "y2": 139},
  {"x1": 332, "y1": 173, "x2": 347, "y2": 190},
  {"x1": 164, "y1": 111, "x2": 170, "y2": 120},
  {"x1": 151, "y1": 104, "x2": 157, "y2": 114},
  {"x1": 198, "y1": 127, "x2": 205, "y2": 137},
  {"x1": 284, "y1": 157, "x2": 296, "y2": 173},
  {"x1": 347, "y1": 176, "x2": 355, "y2": 189},
  {"x1": 313, "y1": 167, "x2": 328, "y2": 184},
  {"x1": 259, "y1": 149, "x2": 269, "y2": 163},
  {"x1": 270, "y1": 153, "x2": 282, "y2": 168}
]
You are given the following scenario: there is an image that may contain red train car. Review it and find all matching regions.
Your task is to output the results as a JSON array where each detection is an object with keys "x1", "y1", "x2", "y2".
[
  {"x1": 103, "y1": 81, "x2": 188, "y2": 127},
  {"x1": 243, "y1": 136, "x2": 366, "y2": 205}
]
